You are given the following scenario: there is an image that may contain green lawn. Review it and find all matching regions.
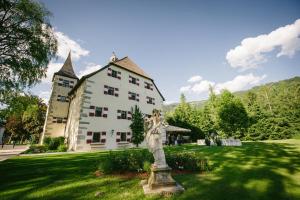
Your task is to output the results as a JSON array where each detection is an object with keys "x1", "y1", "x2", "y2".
[{"x1": 0, "y1": 140, "x2": 300, "y2": 200}]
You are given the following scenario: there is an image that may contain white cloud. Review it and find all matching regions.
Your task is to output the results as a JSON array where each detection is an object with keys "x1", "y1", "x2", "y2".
[
  {"x1": 78, "y1": 63, "x2": 101, "y2": 78},
  {"x1": 187, "y1": 75, "x2": 202, "y2": 83},
  {"x1": 42, "y1": 62, "x2": 63, "y2": 83},
  {"x1": 55, "y1": 31, "x2": 90, "y2": 60},
  {"x1": 180, "y1": 73, "x2": 266, "y2": 95},
  {"x1": 180, "y1": 85, "x2": 191, "y2": 93},
  {"x1": 215, "y1": 73, "x2": 267, "y2": 93},
  {"x1": 191, "y1": 80, "x2": 215, "y2": 94},
  {"x1": 163, "y1": 101, "x2": 176, "y2": 105},
  {"x1": 226, "y1": 19, "x2": 300, "y2": 69},
  {"x1": 39, "y1": 91, "x2": 51, "y2": 103}
]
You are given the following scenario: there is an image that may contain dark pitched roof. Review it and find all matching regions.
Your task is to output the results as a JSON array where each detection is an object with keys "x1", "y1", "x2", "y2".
[
  {"x1": 54, "y1": 52, "x2": 78, "y2": 80},
  {"x1": 69, "y1": 56, "x2": 165, "y2": 101}
]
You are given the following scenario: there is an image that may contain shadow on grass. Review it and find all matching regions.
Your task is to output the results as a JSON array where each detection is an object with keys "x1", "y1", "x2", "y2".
[
  {"x1": 169, "y1": 142, "x2": 300, "y2": 200},
  {"x1": 0, "y1": 141, "x2": 299, "y2": 200}
]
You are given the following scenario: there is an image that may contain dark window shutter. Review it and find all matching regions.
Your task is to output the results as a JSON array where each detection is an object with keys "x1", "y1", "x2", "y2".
[
  {"x1": 127, "y1": 132, "x2": 131, "y2": 135},
  {"x1": 117, "y1": 132, "x2": 120, "y2": 135},
  {"x1": 104, "y1": 107, "x2": 108, "y2": 111},
  {"x1": 87, "y1": 131, "x2": 93, "y2": 136},
  {"x1": 89, "y1": 112, "x2": 95, "y2": 117},
  {"x1": 103, "y1": 114, "x2": 107, "y2": 118},
  {"x1": 127, "y1": 138, "x2": 131, "y2": 142},
  {"x1": 117, "y1": 116, "x2": 121, "y2": 119},
  {"x1": 116, "y1": 139, "x2": 120, "y2": 142},
  {"x1": 86, "y1": 139, "x2": 92, "y2": 144},
  {"x1": 101, "y1": 139, "x2": 106, "y2": 143},
  {"x1": 90, "y1": 105, "x2": 95, "y2": 109},
  {"x1": 104, "y1": 91, "x2": 108, "y2": 94},
  {"x1": 115, "y1": 93, "x2": 119, "y2": 97},
  {"x1": 102, "y1": 132, "x2": 106, "y2": 136}
]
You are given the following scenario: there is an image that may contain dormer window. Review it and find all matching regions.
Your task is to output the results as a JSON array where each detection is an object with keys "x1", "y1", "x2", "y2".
[{"x1": 129, "y1": 75, "x2": 139, "y2": 86}]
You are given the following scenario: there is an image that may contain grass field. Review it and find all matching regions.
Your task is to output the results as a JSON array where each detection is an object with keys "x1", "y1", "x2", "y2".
[{"x1": 0, "y1": 140, "x2": 299, "y2": 200}]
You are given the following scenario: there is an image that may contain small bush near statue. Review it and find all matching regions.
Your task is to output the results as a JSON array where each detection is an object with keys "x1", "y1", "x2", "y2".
[{"x1": 98, "y1": 149, "x2": 210, "y2": 174}]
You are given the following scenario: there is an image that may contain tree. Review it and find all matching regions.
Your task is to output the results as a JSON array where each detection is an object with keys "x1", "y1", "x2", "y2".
[
  {"x1": 217, "y1": 90, "x2": 249, "y2": 138},
  {"x1": 0, "y1": 0, "x2": 57, "y2": 102},
  {"x1": 0, "y1": 94, "x2": 46, "y2": 144},
  {"x1": 130, "y1": 105, "x2": 144, "y2": 147},
  {"x1": 166, "y1": 94, "x2": 204, "y2": 140}
]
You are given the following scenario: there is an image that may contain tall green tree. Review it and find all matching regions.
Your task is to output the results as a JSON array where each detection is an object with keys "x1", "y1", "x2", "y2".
[
  {"x1": 0, "y1": 94, "x2": 46, "y2": 144},
  {"x1": 217, "y1": 90, "x2": 249, "y2": 138},
  {"x1": 166, "y1": 94, "x2": 204, "y2": 140},
  {"x1": 0, "y1": 0, "x2": 57, "y2": 102},
  {"x1": 130, "y1": 105, "x2": 144, "y2": 147}
]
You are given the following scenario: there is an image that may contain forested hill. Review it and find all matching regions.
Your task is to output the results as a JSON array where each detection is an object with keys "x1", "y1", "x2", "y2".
[
  {"x1": 163, "y1": 76, "x2": 300, "y2": 113},
  {"x1": 164, "y1": 76, "x2": 300, "y2": 140}
]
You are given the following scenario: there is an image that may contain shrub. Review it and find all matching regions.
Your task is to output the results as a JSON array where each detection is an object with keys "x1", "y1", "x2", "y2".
[
  {"x1": 44, "y1": 136, "x2": 65, "y2": 150},
  {"x1": 215, "y1": 138, "x2": 222, "y2": 146},
  {"x1": 24, "y1": 145, "x2": 48, "y2": 154},
  {"x1": 57, "y1": 144, "x2": 68, "y2": 152},
  {"x1": 205, "y1": 138, "x2": 211, "y2": 146},
  {"x1": 166, "y1": 152, "x2": 209, "y2": 171},
  {"x1": 143, "y1": 161, "x2": 152, "y2": 173},
  {"x1": 98, "y1": 149, "x2": 209, "y2": 174}
]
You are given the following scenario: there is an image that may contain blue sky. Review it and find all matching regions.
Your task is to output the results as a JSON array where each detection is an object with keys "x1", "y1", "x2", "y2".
[{"x1": 33, "y1": 0, "x2": 300, "y2": 104}]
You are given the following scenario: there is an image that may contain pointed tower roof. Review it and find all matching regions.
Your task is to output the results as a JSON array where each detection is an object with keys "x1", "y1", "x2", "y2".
[{"x1": 54, "y1": 52, "x2": 78, "y2": 80}]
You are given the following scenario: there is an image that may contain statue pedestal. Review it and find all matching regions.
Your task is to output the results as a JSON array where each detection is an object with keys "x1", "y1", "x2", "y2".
[{"x1": 141, "y1": 166, "x2": 184, "y2": 195}]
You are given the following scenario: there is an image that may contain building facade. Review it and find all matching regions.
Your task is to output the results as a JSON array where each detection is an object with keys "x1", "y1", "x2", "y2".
[
  {"x1": 43, "y1": 53, "x2": 165, "y2": 151},
  {"x1": 40, "y1": 52, "x2": 78, "y2": 143}
]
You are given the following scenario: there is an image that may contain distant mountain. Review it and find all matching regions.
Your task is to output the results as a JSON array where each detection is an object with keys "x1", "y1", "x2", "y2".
[{"x1": 163, "y1": 76, "x2": 300, "y2": 112}]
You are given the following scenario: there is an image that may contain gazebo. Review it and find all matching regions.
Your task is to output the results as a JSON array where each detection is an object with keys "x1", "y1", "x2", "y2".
[{"x1": 163, "y1": 125, "x2": 191, "y2": 144}]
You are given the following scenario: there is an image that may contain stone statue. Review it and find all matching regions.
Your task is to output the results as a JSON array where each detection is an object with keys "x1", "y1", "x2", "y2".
[
  {"x1": 142, "y1": 109, "x2": 184, "y2": 195},
  {"x1": 144, "y1": 109, "x2": 168, "y2": 168}
]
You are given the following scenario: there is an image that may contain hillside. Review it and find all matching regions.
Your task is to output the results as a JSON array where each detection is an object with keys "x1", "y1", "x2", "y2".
[{"x1": 163, "y1": 76, "x2": 300, "y2": 113}]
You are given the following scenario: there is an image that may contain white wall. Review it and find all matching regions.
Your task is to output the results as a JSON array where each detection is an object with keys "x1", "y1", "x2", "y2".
[{"x1": 69, "y1": 64, "x2": 164, "y2": 151}]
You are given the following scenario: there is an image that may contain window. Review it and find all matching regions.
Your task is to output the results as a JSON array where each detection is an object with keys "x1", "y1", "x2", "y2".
[
  {"x1": 95, "y1": 107, "x2": 102, "y2": 117},
  {"x1": 92, "y1": 132, "x2": 101, "y2": 143},
  {"x1": 145, "y1": 82, "x2": 153, "y2": 90},
  {"x1": 58, "y1": 78, "x2": 74, "y2": 88},
  {"x1": 121, "y1": 111, "x2": 127, "y2": 119},
  {"x1": 104, "y1": 85, "x2": 119, "y2": 97},
  {"x1": 89, "y1": 106, "x2": 108, "y2": 118},
  {"x1": 52, "y1": 117, "x2": 67, "y2": 123},
  {"x1": 57, "y1": 118, "x2": 63, "y2": 123},
  {"x1": 57, "y1": 95, "x2": 69, "y2": 102},
  {"x1": 112, "y1": 70, "x2": 118, "y2": 78},
  {"x1": 107, "y1": 68, "x2": 121, "y2": 79},
  {"x1": 108, "y1": 87, "x2": 114, "y2": 95},
  {"x1": 146, "y1": 96, "x2": 155, "y2": 105},
  {"x1": 120, "y1": 132, "x2": 127, "y2": 141},
  {"x1": 129, "y1": 75, "x2": 139, "y2": 85},
  {"x1": 62, "y1": 80, "x2": 70, "y2": 87},
  {"x1": 128, "y1": 92, "x2": 139, "y2": 101}
]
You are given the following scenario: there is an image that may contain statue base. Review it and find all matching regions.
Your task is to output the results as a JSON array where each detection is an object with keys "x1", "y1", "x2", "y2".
[{"x1": 141, "y1": 166, "x2": 184, "y2": 195}]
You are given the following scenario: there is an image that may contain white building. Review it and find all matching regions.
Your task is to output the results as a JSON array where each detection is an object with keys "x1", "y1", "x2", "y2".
[{"x1": 42, "y1": 53, "x2": 165, "y2": 151}]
